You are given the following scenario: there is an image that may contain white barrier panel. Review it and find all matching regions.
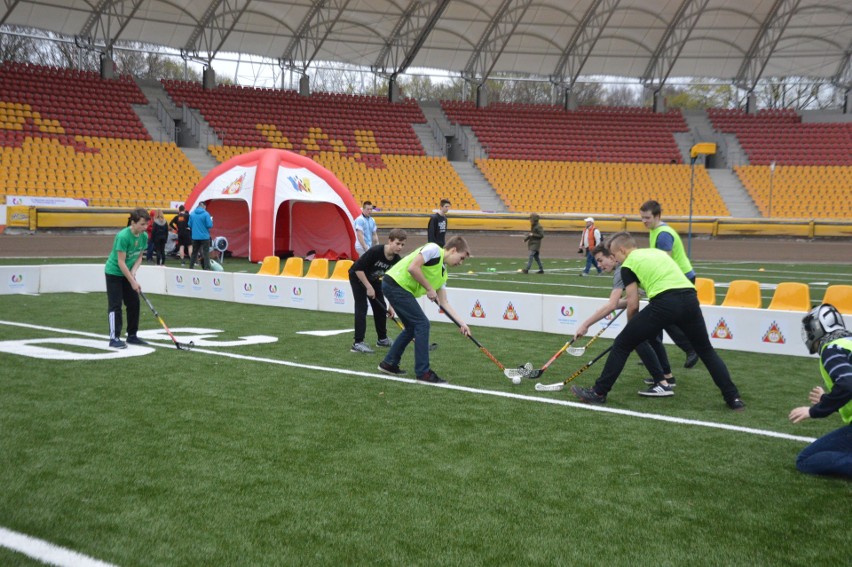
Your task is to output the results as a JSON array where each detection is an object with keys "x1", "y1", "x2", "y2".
[
  {"x1": 317, "y1": 279, "x2": 356, "y2": 314},
  {"x1": 0, "y1": 265, "x2": 40, "y2": 295},
  {"x1": 439, "y1": 288, "x2": 544, "y2": 332},
  {"x1": 40, "y1": 264, "x2": 104, "y2": 293},
  {"x1": 541, "y1": 294, "x2": 626, "y2": 339},
  {"x1": 702, "y1": 305, "x2": 815, "y2": 356},
  {"x1": 136, "y1": 265, "x2": 167, "y2": 294},
  {"x1": 232, "y1": 273, "x2": 318, "y2": 310},
  {"x1": 166, "y1": 268, "x2": 233, "y2": 302}
]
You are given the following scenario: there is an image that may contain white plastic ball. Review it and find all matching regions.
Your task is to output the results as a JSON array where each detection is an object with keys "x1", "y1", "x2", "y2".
[{"x1": 512, "y1": 376, "x2": 522, "y2": 385}]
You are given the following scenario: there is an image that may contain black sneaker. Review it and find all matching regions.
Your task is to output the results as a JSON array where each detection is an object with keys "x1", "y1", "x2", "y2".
[
  {"x1": 378, "y1": 361, "x2": 406, "y2": 376},
  {"x1": 684, "y1": 351, "x2": 699, "y2": 369},
  {"x1": 644, "y1": 377, "x2": 677, "y2": 387},
  {"x1": 727, "y1": 398, "x2": 746, "y2": 411},
  {"x1": 108, "y1": 338, "x2": 127, "y2": 349},
  {"x1": 570, "y1": 385, "x2": 606, "y2": 404},
  {"x1": 536, "y1": 270, "x2": 544, "y2": 274},
  {"x1": 638, "y1": 384, "x2": 674, "y2": 397},
  {"x1": 126, "y1": 335, "x2": 148, "y2": 346},
  {"x1": 416, "y1": 370, "x2": 446, "y2": 384}
]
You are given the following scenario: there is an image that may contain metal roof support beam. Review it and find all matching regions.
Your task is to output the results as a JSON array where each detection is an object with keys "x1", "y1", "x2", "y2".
[
  {"x1": 550, "y1": 0, "x2": 619, "y2": 93},
  {"x1": 183, "y1": 0, "x2": 253, "y2": 65},
  {"x1": 372, "y1": 0, "x2": 451, "y2": 78},
  {"x1": 462, "y1": 0, "x2": 534, "y2": 87},
  {"x1": 734, "y1": 0, "x2": 801, "y2": 93},
  {"x1": 281, "y1": 0, "x2": 353, "y2": 73},
  {"x1": 1, "y1": 0, "x2": 23, "y2": 27},
  {"x1": 640, "y1": 0, "x2": 709, "y2": 91},
  {"x1": 78, "y1": 0, "x2": 146, "y2": 55}
]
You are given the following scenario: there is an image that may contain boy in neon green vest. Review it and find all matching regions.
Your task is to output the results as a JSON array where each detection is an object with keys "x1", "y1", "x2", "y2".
[
  {"x1": 571, "y1": 231, "x2": 744, "y2": 410},
  {"x1": 378, "y1": 236, "x2": 471, "y2": 383},
  {"x1": 789, "y1": 304, "x2": 852, "y2": 477},
  {"x1": 640, "y1": 199, "x2": 699, "y2": 369}
]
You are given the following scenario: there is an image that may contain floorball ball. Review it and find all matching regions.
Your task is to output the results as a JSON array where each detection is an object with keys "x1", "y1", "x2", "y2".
[{"x1": 512, "y1": 376, "x2": 522, "y2": 385}]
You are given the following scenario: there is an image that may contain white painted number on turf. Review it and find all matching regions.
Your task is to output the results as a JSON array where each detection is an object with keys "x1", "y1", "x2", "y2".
[
  {"x1": 0, "y1": 338, "x2": 154, "y2": 360},
  {"x1": 136, "y1": 328, "x2": 278, "y2": 347}
]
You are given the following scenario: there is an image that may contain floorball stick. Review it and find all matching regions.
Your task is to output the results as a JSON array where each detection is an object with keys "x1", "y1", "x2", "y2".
[
  {"x1": 439, "y1": 305, "x2": 530, "y2": 381},
  {"x1": 519, "y1": 337, "x2": 579, "y2": 380},
  {"x1": 534, "y1": 346, "x2": 613, "y2": 392},
  {"x1": 139, "y1": 290, "x2": 194, "y2": 351},
  {"x1": 566, "y1": 308, "x2": 625, "y2": 356},
  {"x1": 377, "y1": 296, "x2": 438, "y2": 352}
]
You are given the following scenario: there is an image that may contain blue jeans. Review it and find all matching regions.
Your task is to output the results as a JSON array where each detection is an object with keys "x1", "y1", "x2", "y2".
[
  {"x1": 382, "y1": 278, "x2": 431, "y2": 377},
  {"x1": 584, "y1": 250, "x2": 601, "y2": 274},
  {"x1": 796, "y1": 424, "x2": 852, "y2": 477}
]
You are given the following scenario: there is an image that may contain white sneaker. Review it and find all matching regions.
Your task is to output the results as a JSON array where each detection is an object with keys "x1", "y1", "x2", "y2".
[
  {"x1": 638, "y1": 384, "x2": 674, "y2": 397},
  {"x1": 350, "y1": 342, "x2": 374, "y2": 354}
]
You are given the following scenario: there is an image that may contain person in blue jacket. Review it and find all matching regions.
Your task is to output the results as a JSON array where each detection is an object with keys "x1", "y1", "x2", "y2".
[{"x1": 188, "y1": 200, "x2": 213, "y2": 270}]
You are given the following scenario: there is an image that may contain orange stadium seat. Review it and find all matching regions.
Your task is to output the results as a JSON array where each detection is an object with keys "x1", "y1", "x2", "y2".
[
  {"x1": 721, "y1": 280, "x2": 762, "y2": 309},
  {"x1": 767, "y1": 282, "x2": 811, "y2": 312},
  {"x1": 822, "y1": 285, "x2": 852, "y2": 315},
  {"x1": 695, "y1": 277, "x2": 716, "y2": 306}
]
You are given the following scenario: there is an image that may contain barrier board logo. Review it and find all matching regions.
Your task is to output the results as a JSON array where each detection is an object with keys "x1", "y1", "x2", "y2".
[
  {"x1": 762, "y1": 321, "x2": 786, "y2": 344},
  {"x1": 470, "y1": 300, "x2": 486, "y2": 319},
  {"x1": 502, "y1": 302, "x2": 519, "y2": 321},
  {"x1": 269, "y1": 284, "x2": 278, "y2": 294},
  {"x1": 243, "y1": 283, "x2": 252, "y2": 292},
  {"x1": 561, "y1": 306, "x2": 574, "y2": 317},
  {"x1": 711, "y1": 318, "x2": 733, "y2": 339},
  {"x1": 333, "y1": 287, "x2": 346, "y2": 304}
]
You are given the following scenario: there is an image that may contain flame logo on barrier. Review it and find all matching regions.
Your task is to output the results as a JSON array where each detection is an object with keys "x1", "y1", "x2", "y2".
[
  {"x1": 762, "y1": 321, "x2": 786, "y2": 344},
  {"x1": 287, "y1": 175, "x2": 312, "y2": 193},
  {"x1": 561, "y1": 306, "x2": 574, "y2": 317},
  {"x1": 244, "y1": 283, "x2": 253, "y2": 292},
  {"x1": 222, "y1": 173, "x2": 245, "y2": 195},
  {"x1": 503, "y1": 302, "x2": 519, "y2": 321},
  {"x1": 269, "y1": 284, "x2": 278, "y2": 294},
  {"x1": 293, "y1": 287, "x2": 302, "y2": 296},
  {"x1": 711, "y1": 318, "x2": 733, "y2": 339},
  {"x1": 470, "y1": 300, "x2": 486, "y2": 319}
]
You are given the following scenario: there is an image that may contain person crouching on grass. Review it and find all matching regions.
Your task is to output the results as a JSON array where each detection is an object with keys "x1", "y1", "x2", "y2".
[
  {"x1": 105, "y1": 208, "x2": 150, "y2": 349},
  {"x1": 789, "y1": 304, "x2": 852, "y2": 477},
  {"x1": 571, "y1": 232, "x2": 745, "y2": 410},
  {"x1": 349, "y1": 229, "x2": 407, "y2": 354},
  {"x1": 378, "y1": 236, "x2": 471, "y2": 383}
]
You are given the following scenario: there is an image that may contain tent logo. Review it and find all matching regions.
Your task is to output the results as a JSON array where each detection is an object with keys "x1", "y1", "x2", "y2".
[
  {"x1": 222, "y1": 173, "x2": 245, "y2": 195},
  {"x1": 470, "y1": 300, "x2": 486, "y2": 319},
  {"x1": 711, "y1": 318, "x2": 733, "y2": 339},
  {"x1": 561, "y1": 306, "x2": 574, "y2": 317},
  {"x1": 762, "y1": 321, "x2": 786, "y2": 344},
  {"x1": 287, "y1": 175, "x2": 312, "y2": 193}
]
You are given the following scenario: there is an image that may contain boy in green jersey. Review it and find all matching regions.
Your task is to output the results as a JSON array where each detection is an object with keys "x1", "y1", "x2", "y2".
[
  {"x1": 105, "y1": 208, "x2": 150, "y2": 349},
  {"x1": 571, "y1": 232, "x2": 744, "y2": 410}
]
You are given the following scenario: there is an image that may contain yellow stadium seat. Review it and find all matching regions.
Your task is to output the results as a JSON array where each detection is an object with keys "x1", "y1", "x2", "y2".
[
  {"x1": 329, "y1": 259, "x2": 354, "y2": 280},
  {"x1": 722, "y1": 280, "x2": 762, "y2": 309},
  {"x1": 695, "y1": 277, "x2": 716, "y2": 305},
  {"x1": 822, "y1": 285, "x2": 852, "y2": 315},
  {"x1": 256, "y1": 255, "x2": 280, "y2": 275},
  {"x1": 767, "y1": 282, "x2": 811, "y2": 312},
  {"x1": 280, "y1": 257, "x2": 304, "y2": 277},
  {"x1": 304, "y1": 259, "x2": 329, "y2": 279}
]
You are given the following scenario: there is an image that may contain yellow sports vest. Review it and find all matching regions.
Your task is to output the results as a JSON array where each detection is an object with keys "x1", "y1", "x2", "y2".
[
  {"x1": 621, "y1": 248, "x2": 694, "y2": 299},
  {"x1": 385, "y1": 245, "x2": 447, "y2": 298},
  {"x1": 819, "y1": 337, "x2": 852, "y2": 425},
  {"x1": 649, "y1": 224, "x2": 694, "y2": 275}
]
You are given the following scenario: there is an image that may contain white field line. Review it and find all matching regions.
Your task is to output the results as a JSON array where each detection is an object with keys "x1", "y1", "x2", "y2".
[
  {"x1": 0, "y1": 527, "x2": 118, "y2": 567},
  {"x1": 0, "y1": 320, "x2": 814, "y2": 444}
]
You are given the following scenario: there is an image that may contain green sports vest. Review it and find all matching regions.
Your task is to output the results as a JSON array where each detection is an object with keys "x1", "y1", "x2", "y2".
[
  {"x1": 386, "y1": 245, "x2": 447, "y2": 298},
  {"x1": 649, "y1": 224, "x2": 694, "y2": 276},
  {"x1": 819, "y1": 337, "x2": 852, "y2": 425},
  {"x1": 621, "y1": 248, "x2": 694, "y2": 299}
]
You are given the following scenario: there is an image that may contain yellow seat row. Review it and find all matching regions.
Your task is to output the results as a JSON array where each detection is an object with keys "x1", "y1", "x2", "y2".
[
  {"x1": 256, "y1": 256, "x2": 353, "y2": 280},
  {"x1": 699, "y1": 279, "x2": 852, "y2": 314},
  {"x1": 735, "y1": 165, "x2": 852, "y2": 219}
]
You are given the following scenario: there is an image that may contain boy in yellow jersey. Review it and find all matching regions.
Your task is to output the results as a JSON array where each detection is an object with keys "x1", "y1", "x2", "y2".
[
  {"x1": 571, "y1": 232, "x2": 744, "y2": 410},
  {"x1": 378, "y1": 236, "x2": 471, "y2": 383}
]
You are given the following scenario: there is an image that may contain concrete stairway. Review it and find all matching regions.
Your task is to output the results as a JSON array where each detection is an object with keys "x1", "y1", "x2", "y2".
[
  {"x1": 708, "y1": 168, "x2": 760, "y2": 218},
  {"x1": 412, "y1": 123, "x2": 444, "y2": 157},
  {"x1": 416, "y1": 101, "x2": 451, "y2": 157},
  {"x1": 450, "y1": 161, "x2": 506, "y2": 212},
  {"x1": 182, "y1": 147, "x2": 219, "y2": 178}
]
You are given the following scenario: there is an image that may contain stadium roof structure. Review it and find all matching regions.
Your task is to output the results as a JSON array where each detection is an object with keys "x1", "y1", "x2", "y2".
[{"x1": 3, "y1": 0, "x2": 851, "y2": 91}]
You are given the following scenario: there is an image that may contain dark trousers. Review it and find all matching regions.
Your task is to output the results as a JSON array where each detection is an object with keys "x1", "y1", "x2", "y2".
[
  {"x1": 593, "y1": 289, "x2": 740, "y2": 402},
  {"x1": 106, "y1": 274, "x2": 139, "y2": 340},
  {"x1": 634, "y1": 336, "x2": 672, "y2": 380},
  {"x1": 665, "y1": 273, "x2": 697, "y2": 356},
  {"x1": 796, "y1": 424, "x2": 852, "y2": 477},
  {"x1": 349, "y1": 274, "x2": 389, "y2": 344},
  {"x1": 382, "y1": 278, "x2": 431, "y2": 377},
  {"x1": 190, "y1": 239, "x2": 210, "y2": 269},
  {"x1": 525, "y1": 250, "x2": 543, "y2": 271},
  {"x1": 153, "y1": 238, "x2": 167, "y2": 265}
]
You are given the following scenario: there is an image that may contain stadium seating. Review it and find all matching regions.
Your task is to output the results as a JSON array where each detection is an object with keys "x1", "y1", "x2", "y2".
[
  {"x1": 0, "y1": 62, "x2": 201, "y2": 208},
  {"x1": 477, "y1": 159, "x2": 729, "y2": 215},
  {"x1": 304, "y1": 259, "x2": 329, "y2": 279},
  {"x1": 281, "y1": 257, "x2": 304, "y2": 277},
  {"x1": 767, "y1": 282, "x2": 811, "y2": 312},
  {"x1": 329, "y1": 259, "x2": 354, "y2": 280},
  {"x1": 822, "y1": 285, "x2": 852, "y2": 315},
  {"x1": 695, "y1": 277, "x2": 716, "y2": 305},
  {"x1": 733, "y1": 165, "x2": 852, "y2": 219},
  {"x1": 721, "y1": 280, "x2": 762, "y2": 308},
  {"x1": 257, "y1": 256, "x2": 281, "y2": 275}
]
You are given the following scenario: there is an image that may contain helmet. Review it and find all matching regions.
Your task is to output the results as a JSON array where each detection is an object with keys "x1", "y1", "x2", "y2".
[{"x1": 801, "y1": 304, "x2": 846, "y2": 354}]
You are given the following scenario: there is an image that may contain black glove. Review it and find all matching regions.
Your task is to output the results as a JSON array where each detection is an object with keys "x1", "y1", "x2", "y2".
[{"x1": 577, "y1": 247, "x2": 584, "y2": 254}]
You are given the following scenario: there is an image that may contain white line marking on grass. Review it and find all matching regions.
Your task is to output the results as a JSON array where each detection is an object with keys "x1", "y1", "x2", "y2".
[
  {"x1": 0, "y1": 526, "x2": 118, "y2": 567},
  {"x1": 0, "y1": 320, "x2": 815, "y2": 444},
  {"x1": 297, "y1": 329, "x2": 354, "y2": 337}
]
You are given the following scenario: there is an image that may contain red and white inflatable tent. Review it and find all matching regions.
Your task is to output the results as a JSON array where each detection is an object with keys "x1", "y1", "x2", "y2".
[{"x1": 185, "y1": 149, "x2": 361, "y2": 263}]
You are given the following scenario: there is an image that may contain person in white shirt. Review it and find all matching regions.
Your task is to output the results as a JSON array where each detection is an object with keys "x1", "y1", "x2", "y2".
[{"x1": 354, "y1": 200, "x2": 378, "y2": 257}]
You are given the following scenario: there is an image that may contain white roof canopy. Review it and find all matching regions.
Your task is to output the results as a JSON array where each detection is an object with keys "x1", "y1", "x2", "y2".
[{"x1": 3, "y1": 0, "x2": 851, "y2": 88}]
